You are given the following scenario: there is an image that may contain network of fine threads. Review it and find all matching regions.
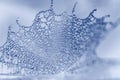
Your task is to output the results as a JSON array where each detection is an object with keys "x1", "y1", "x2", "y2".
[{"x1": 0, "y1": 0, "x2": 116, "y2": 75}]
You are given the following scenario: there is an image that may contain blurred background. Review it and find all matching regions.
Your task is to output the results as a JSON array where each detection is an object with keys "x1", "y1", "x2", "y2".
[{"x1": 0, "y1": 0, "x2": 120, "y2": 79}]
